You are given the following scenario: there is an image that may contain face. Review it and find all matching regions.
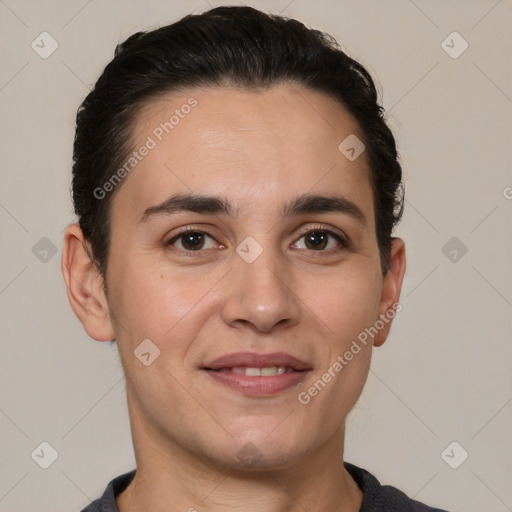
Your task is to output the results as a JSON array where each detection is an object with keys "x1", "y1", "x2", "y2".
[{"x1": 77, "y1": 84, "x2": 404, "y2": 471}]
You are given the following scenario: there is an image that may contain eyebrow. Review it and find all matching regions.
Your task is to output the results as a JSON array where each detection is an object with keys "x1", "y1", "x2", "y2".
[{"x1": 139, "y1": 192, "x2": 367, "y2": 226}]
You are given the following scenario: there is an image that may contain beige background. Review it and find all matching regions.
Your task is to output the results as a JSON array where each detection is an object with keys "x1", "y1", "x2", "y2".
[{"x1": 1, "y1": 1, "x2": 511, "y2": 511}]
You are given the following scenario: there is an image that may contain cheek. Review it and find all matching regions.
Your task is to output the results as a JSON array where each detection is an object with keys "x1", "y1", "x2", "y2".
[
  {"x1": 107, "y1": 252, "x2": 222, "y2": 363},
  {"x1": 296, "y1": 260, "x2": 380, "y2": 411},
  {"x1": 301, "y1": 260, "x2": 382, "y2": 344}
]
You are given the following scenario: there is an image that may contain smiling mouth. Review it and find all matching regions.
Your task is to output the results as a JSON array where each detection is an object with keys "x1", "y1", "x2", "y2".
[{"x1": 201, "y1": 352, "x2": 311, "y2": 396}]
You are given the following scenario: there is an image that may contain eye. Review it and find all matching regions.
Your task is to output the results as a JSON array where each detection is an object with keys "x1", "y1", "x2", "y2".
[
  {"x1": 292, "y1": 225, "x2": 349, "y2": 253},
  {"x1": 166, "y1": 228, "x2": 219, "y2": 252},
  {"x1": 165, "y1": 225, "x2": 349, "y2": 256}
]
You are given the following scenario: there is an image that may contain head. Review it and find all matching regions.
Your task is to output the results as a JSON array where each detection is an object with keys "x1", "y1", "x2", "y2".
[{"x1": 63, "y1": 6, "x2": 406, "y2": 472}]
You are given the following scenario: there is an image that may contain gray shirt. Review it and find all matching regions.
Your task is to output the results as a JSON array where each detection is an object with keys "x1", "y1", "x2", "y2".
[{"x1": 79, "y1": 462, "x2": 451, "y2": 511}]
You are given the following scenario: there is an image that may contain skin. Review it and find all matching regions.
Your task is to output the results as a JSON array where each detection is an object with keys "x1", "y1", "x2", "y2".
[{"x1": 62, "y1": 84, "x2": 406, "y2": 512}]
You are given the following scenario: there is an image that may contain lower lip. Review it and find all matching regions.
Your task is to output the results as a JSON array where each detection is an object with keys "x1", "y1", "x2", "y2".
[{"x1": 203, "y1": 369, "x2": 309, "y2": 397}]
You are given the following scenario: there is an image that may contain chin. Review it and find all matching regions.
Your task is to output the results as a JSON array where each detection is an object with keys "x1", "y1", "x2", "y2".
[
  {"x1": 222, "y1": 447, "x2": 304, "y2": 473},
  {"x1": 215, "y1": 432, "x2": 312, "y2": 472}
]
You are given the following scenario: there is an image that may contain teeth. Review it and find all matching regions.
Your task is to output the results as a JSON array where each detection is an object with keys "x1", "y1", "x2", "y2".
[
  {"x1": 246, "y1": 367, "x2": 261, "y2": 376},
  {"x1": 261, "y1": 366, "x2": 279, "y2": 376},
  {"x1": 231, "y1": 366, "x2": 288, "y2": 376}
]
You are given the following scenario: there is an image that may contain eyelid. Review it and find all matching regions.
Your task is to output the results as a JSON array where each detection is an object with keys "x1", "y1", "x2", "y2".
[
  {"x1": 295, "y1": 223, "x2": 349, "y2": 242},
  {"x1": 166, "y1": 226, "x2": 222, "y2": 248}
]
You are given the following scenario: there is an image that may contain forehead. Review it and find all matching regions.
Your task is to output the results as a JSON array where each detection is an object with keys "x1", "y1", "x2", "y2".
[
  {"x1": 134, "y1": 84, "x2": 363, "y2": 152},
  {"x1": 113, "y1": 84, "x2": 373, "y2": 224}
]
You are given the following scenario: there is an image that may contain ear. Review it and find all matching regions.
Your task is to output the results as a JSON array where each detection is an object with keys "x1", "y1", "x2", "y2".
[
  {"x1": 373, "y1": 238, "x2": 406, "y2": 348},
  {"x1": 61, "y1": 223, "x2": 115, "y2": 342}
]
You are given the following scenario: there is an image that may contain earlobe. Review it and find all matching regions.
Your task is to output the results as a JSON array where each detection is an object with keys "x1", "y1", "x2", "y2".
[
  {"x1": 373, "y1": 238, "x2": 406, "y2": 348},
  {"x1": 61, "y1": 223, "x2": 115, "y2": 342}
]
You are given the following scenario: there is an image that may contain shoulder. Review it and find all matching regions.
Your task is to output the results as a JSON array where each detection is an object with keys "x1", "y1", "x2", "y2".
[
  {"x1": 344, "y1": 462, "x2": 451, "y2": 512},
  {"x1": 79, "y1": 469, "x2": 136, "y2": 512}
]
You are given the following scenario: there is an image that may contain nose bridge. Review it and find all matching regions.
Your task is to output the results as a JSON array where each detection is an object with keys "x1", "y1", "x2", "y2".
[{"x1": 222, "y1": 234, "x2": 300, "y2": 332}]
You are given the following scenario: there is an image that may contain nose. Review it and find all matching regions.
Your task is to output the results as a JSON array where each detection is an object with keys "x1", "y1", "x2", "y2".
[{"x1": 221, "y1": 241, "x2": 301, "y2": 334}]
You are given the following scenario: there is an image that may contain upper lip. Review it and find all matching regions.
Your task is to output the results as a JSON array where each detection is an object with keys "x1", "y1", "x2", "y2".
[{"x1": 202, "y1": 352, "x2": 311, "y2": 371}]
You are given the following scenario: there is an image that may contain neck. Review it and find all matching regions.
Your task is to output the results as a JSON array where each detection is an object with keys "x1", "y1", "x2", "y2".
[{"x1": 117, "y1": 398, "x2": 362, "y2": 512}]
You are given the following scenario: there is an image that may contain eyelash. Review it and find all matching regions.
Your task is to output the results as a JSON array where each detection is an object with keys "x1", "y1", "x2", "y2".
[{"x1": 165, "y1": 224, "x2": 350, "y2": 257}]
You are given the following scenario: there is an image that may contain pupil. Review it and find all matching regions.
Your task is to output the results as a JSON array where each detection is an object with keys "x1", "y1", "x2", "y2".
[
  {"x1": 306, "y1": 231, "x2": 327, "y2": 250},
  {"x1": 183, "y1": 232, "x2": 203, "y2": 250}
]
